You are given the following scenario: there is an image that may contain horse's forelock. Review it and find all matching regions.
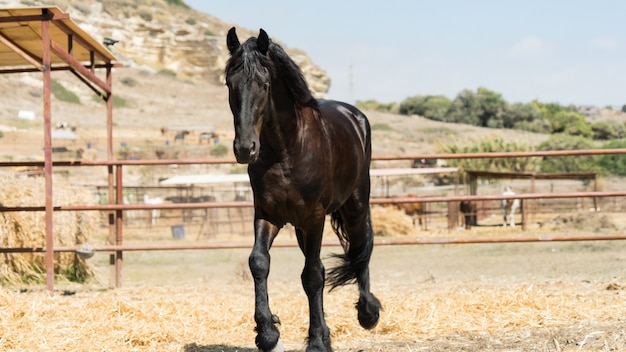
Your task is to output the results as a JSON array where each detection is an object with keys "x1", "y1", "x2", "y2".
[{"x1": 226, "y1": 37, "x2": 272, "y2": 80}]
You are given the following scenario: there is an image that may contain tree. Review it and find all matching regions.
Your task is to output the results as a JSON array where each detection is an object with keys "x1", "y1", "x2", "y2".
[
  {"x1": 444, "y1": 87, "x2": 507, "y2": 127},
  {"x1": 548, "y1": 111, "x2": 593, "y2": 138},
  {"x1": 398, "y1": 95, "x2": 451, "y2": 120},
  {"x1": 591, "y1": 120, "x2": 626, "y2": 140},
  {"x1": 475, "y1": 87, "x2": 507, "y2": 128},
  {"x1": 505, "y1": 102, "x2": 545, "y2": 131},
  {"x1": 444, "y1": 89, "x2": 481, "y2": 125}
]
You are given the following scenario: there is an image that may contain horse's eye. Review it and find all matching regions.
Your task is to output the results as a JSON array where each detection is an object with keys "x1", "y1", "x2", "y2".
[{"x1": 263, "y1": 82, "x2": 269, "y2": 91}]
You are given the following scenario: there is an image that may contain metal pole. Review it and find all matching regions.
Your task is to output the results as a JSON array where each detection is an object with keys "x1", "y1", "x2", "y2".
[
  {"x1": 115, "y1": 165, "x2": 123, "y2": 287},
  {"x1": 41, "y1": 10, "x2": 54, "y2": 295},
  {"x1": 106, "y1": 64, "x2": 116, "y2": 288}
]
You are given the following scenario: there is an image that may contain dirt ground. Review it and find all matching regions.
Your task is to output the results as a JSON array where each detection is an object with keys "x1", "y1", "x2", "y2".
[{"x1": 2, "y1": 229, "x2": 625, "y2": 352}]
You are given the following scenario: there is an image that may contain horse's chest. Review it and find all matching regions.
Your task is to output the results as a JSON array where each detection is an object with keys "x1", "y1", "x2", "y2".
[{"x1": 251, "y1": 173, "x2": 323, "y2": 222}]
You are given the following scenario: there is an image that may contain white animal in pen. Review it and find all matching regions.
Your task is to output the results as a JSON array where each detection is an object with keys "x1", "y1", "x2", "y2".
[
  {"x1": 144, "y1": 194, "x2": 163, "y2": 226},
  {"x1": 502, "y1": 186, "x2": 520, "y2": 227}
]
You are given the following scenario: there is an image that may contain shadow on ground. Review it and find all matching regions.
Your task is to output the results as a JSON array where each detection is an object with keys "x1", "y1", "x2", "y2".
[{"x1": 184, "y1": 343, "x2": 302, "y2": 352}]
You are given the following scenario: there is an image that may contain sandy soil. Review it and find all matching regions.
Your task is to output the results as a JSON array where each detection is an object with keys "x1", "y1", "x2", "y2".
[{"x1": 2, "y1": 231, "x2": 625, "y2": 352}]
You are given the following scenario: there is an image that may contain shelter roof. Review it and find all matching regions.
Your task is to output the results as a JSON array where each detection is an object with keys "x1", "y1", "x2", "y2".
[
  {"x1": 159, "y1": 168, "x2": 460, "y2": 186},
  {"x1": 51, "y1": 130, "x2": 77, "y2": 139},
  {"x1": 160, "y1": 174, "x2": 251, "y2": 186},
  {"x1": 371, "y1": 167, "x2": 458, "y2": 177},
  {"x1": 465, "y1": 170, "x2": 596, "y2": 180},
  {"x1": 0, "y1": 6, "x2": 116, "y2": 71}
]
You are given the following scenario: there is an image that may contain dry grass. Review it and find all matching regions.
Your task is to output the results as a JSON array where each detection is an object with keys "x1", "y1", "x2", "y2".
[
  {"x1": 0, "y1": 175, "x2": 97, "y2": 284},
  {"x1": 371, "y1": 205, "x2": 418, "y2": 237},
  {"x1": 0, "y1": 281, "x2": 624, "y2": 351}
]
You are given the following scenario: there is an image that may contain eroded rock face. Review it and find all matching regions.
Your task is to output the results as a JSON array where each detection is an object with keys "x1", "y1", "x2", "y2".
[{"x1": 61, "y1": 0, "x2": 330, "y2": 97}]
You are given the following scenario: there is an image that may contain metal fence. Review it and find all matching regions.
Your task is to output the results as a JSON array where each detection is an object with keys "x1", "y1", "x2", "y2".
[{"x1": 2, "y1": 148, "x2": 626, "y2": 291}]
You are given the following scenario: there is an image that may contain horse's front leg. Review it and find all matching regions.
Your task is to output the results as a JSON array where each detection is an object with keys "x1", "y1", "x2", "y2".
[
  {"x1": 296, "y1": 224, "x2": 332, "y2": 352},
  {"x1": 249, "y1": 218, "x2": 283, "y2": 352},
  {"x1": 502, "y1": 208, "x2": 508, "y2": 227}
]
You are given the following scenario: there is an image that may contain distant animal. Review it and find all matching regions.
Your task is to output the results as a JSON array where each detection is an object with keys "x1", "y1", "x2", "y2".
[
  {"x1": 411, "y1": 158, "x2": 437, "y2": 168},
  {"x1": 55, "y1": 122, "x2": 76, "y2": 131},
  {"x1": 143, "y1": 194, "x2": 163, "y2": 226},
  {"x1": 198, "y1": 132, "x2": 214, "y2": 144},
  {"x1": 225, "y1": 27, "x2": 381, "y2": 352},
  {"x1": 459, "y1": 200, "x2": 477, "y2": 229},
  {"x1": 502, "y1": 186, "x2": 520, "y2": 227},
  {"x1": 391, "y1": 194, "x2": 424, "y2": 229},
  {"x1": 173, "y1": 130, "x2": 190, "y2": 143}
]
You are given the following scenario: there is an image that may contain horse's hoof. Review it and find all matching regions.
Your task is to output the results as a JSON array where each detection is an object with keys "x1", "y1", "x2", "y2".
[{"x1": 259, "y1": 338, "x2": 284, "y2": 352}]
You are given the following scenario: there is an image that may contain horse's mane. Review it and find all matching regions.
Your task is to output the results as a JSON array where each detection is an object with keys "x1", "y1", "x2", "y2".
[{"x1": 226, "y1": 37, "x2": 318, "y2": 109}]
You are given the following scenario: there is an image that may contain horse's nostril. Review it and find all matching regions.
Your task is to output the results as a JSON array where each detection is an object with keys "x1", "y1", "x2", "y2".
[{"x1": 250, "y1": 141, "x2": 257, "y2": 155}]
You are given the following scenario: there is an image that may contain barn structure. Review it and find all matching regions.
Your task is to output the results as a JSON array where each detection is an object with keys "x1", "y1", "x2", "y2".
[{"x1": 0, "y1": 6, "x2": 120, "y2": 293}]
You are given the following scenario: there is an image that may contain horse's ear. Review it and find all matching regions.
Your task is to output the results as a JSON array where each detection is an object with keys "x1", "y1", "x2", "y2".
[
  {"x1": 227, "y1": 27, "x2": 240, "y2": 55},
  {"x1": 257, "y1": 28, "x2": 270, "y2": 55}
]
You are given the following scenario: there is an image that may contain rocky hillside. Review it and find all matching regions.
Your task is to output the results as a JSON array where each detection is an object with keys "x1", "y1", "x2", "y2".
[{"x1": 1, "y1": 0, "x2": 330, "y2": 96}]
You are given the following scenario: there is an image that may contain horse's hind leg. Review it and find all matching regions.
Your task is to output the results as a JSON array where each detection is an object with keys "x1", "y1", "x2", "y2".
[
  {"x1": 353, "y1": 210, "x2": 381, "y2": 329},
  {"x1": 328, "y1": 203, "x2": 381, "y2": 330},
  {"x1": 249, "y1": 219, "x2": 283, "y2": 352}
]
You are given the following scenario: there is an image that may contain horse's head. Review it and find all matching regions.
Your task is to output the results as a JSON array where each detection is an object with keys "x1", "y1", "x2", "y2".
[{"x1": 225, "y1": 27, "x2": 272, "y2": 164}]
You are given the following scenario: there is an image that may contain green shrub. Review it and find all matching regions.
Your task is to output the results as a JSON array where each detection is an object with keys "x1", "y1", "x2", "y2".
[
  {"x1": 356, "y1": 99, "x2": 396, "y2": 112},
  {"x1": 537, "y1": 134, "x2": 598, "y2": 173},
  {"x1": 166, "y1": 0, "x2": 189, "y2": 8},
  {"x1": 591, "y1": 120, "x2": 626, "y2": 140},
  {"x1": 209, "y1": 144, "x2": 229, "y2": 158},
  {"x1": 51, "y1": 79, "x2": 80, "y2": 104},
  {"x1": 158, "y1": 68, "x2": 177, "y2": 78},
  {"x1": 399, "y1": 95, "x2": 451, "y2": 121},
  {"x1": 597, "y1": 139, "x2": 626, "y2": 175},
  {"x1": 549, "y1": 111, "x2": 593, "y2": 138},
  {"x1": 438, "y1": 136, "x2": 540, "y2": 172},
  {"x1": 93, "y1": 94, "x2": 128, "y2": 108}
]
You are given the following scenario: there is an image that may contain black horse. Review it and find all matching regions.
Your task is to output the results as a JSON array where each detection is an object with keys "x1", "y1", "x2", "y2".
[{"x1": 225, "y1": 28, "x2": 381, "y2": 352}]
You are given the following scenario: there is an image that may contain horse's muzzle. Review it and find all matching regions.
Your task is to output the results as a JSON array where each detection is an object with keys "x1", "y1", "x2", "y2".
[{"x1": 233, "y1": 139, "x2": 259, "y2": 164}]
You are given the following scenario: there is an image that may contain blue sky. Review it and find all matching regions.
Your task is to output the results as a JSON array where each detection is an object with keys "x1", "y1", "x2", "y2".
[{"x1": 186, "y1": 1, "x2": 625, "y2": 107}]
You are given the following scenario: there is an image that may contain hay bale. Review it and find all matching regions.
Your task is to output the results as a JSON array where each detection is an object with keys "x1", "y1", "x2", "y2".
[
  {"x1": 371, "y1": 205, "x2": 418, "y2": 236},
  {"x1": 0, "y1": 175, "x2": 97, "y2": 284}
]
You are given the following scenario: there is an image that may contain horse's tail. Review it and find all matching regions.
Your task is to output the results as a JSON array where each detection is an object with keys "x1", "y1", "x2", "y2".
[{"x1": 327, "y1": 209, "x2": 374, "y2": 291}]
